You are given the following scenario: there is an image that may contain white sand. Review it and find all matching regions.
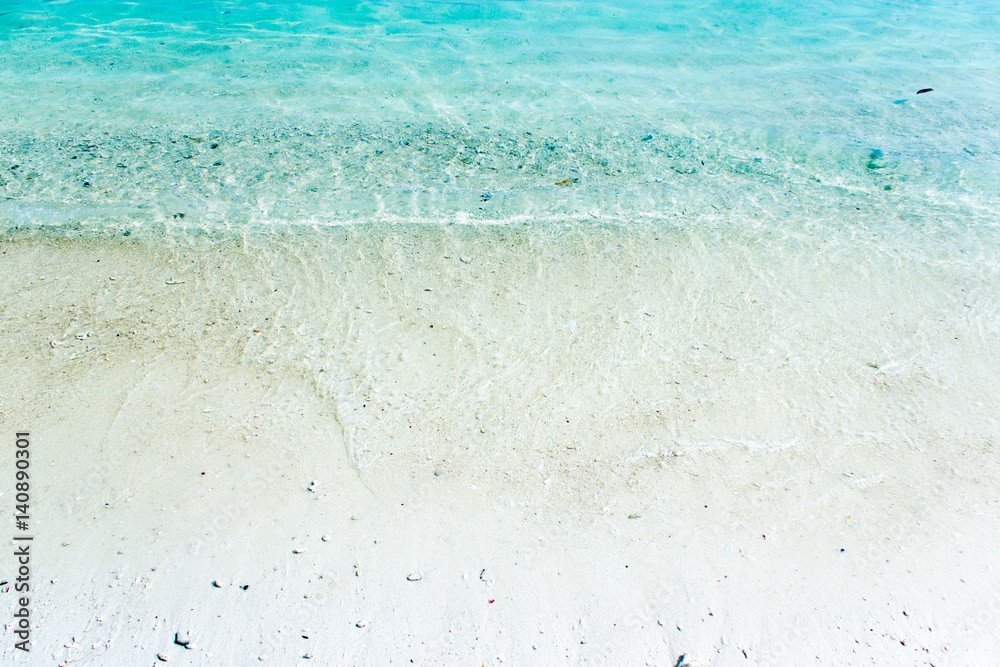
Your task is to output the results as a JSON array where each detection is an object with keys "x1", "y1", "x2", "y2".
[{"x1": 2, "y1": 226, "x2": 999, "y2": 665}]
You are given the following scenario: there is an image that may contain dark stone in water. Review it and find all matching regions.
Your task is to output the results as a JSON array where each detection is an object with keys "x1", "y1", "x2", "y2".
[{"x1": 866, "y1": 148, "x2": 887, "y2": 171}]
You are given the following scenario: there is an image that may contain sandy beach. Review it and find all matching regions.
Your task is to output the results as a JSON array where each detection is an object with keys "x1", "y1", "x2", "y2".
[
  {"x1": 2, "y1": 225, "x2": 999, "y2": 665},
  {"x1": 3, "y1": 0, "x2": 1000, "y2": 663}
]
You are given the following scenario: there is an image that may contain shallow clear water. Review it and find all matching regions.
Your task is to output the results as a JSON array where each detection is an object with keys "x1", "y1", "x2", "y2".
[
  {"x1": 2, "y1": 0, "x2": 999, "y2": 475},
  {"x1": 2, "y1": 0, "x2": 999, "y2": 229}
]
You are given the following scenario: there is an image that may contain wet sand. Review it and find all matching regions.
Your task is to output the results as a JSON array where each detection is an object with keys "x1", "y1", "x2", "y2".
[{"x1": 2, "y1": 228, "x2": 999, "y2": 665}]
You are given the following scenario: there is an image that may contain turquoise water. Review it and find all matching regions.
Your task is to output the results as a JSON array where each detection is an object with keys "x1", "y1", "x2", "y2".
[
  {"x1": 3, "y1": 0, "x2": 1000, "y2": 466},
  {"x1": 2, "y1": 0, "x2": 999, "y2": 233},
  {"x1": 2, "y1": 0, "x2": 1000, "y2": 472}
]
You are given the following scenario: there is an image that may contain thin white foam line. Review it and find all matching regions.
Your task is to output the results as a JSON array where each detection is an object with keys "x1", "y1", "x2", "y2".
[{"x1": 236, "y1": 210, "x2": 698, "y2": 229}]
